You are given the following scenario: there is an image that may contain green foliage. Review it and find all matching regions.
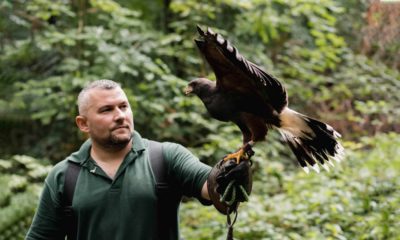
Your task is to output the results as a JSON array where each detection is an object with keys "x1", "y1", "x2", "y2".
[
  {"x1": 1, "y1": 0, "x2": 399, "y2": 160},
  {"x1": 181, "y1": 133, "x2": 400, "y2": 239},
  {"x1": 0, "y1": 0, "x2": 399, "y2": 239},
  {"x1": 0, "y1": 156, "x2": 50, "y2": 240},
  {"x1": 278, "y1": 47, "x2": 400, "y2": 138}
]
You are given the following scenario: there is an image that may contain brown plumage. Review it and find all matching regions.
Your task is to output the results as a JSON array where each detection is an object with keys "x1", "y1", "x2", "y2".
[{"x1": 185, "y1": 26, "x2": 344, "y2": 173}]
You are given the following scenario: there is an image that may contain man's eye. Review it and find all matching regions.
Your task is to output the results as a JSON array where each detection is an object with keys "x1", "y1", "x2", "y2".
[{"x1": 100, "y1": 108, "x2": 111, "y2": 113}]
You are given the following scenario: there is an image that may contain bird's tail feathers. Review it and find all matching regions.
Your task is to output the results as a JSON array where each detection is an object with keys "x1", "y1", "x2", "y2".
[{"x1": 278, "y1": 108, "x2": 344, "y2": 173}]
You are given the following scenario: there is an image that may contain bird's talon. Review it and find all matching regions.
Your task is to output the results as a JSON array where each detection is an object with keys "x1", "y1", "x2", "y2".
[{"x1": 223, "y1": 149, "x2": 246, "y2": 164}]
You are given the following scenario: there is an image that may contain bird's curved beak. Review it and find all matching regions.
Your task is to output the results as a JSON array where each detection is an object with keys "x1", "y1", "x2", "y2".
[{"x1": 184, "y1": 86, "x2": 193, "y2": 95}]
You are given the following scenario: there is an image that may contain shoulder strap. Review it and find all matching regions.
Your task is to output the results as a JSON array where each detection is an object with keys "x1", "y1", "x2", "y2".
[
  {"x1": 63, "y1": 162, "x2": 80, "y2": 240},
  {"x1": 63, "y1": 162, "x2": 80, "y2": 206},
  {"x1": 148, "y1": 140, "x2": 167, "y2": 184},
  {"x1": 148, "y1": 140, "x2": 182, "y2": 240}
]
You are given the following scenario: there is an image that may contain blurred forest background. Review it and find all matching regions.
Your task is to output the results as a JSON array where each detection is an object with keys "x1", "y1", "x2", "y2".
[{"x1": 0, "y1": 0, "x2": 399, "y2": 239}]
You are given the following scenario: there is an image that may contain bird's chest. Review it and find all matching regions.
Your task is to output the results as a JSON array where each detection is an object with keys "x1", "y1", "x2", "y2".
[{"x1": 202, "y1": 93, "x2": 238, "y2": 121}]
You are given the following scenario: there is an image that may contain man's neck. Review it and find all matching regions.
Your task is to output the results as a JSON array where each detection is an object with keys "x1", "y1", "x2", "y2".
[
  {"x1": 90, "y1": 140, "x2": 132, "y2": 163},
  {"x1": 89, "y1": 140, "x2": 132, "y2": 179}
]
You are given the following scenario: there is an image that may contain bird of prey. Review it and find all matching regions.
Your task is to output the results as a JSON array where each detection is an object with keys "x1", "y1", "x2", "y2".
[{"x1": 184, "y1": 26, "x2": 344, "y2": 173}]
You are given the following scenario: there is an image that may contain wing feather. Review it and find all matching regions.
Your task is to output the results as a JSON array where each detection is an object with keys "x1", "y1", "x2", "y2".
[{"x1": 195, "y1": 26, "x2": 288, "y2": 113}]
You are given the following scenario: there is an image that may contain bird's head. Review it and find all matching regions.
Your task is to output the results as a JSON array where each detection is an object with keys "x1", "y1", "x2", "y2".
[{"x1": 184, "y1": 78, "x2": 215, "y2": 96}]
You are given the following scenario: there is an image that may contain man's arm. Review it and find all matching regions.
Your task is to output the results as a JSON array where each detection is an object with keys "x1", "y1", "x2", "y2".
[
  {"x1": 26, "y1": 181, "x2": 65, "y2": 239},
  {"x1": 201, "y1": 181, "x2": 210, "y2": 200},
  {"x1": 162, "y1": 142, "x2": 212, "y2": 202}
]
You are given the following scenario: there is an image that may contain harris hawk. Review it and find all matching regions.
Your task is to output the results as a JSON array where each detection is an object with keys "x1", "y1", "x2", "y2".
[{"x1": 185, "y1": 26, "x2": 344, "y2": 173}]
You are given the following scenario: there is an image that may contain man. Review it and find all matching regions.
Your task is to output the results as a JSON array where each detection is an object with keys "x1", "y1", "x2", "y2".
[{"x1": 26, "y1": 80, "x2": 250, "y2": 240}]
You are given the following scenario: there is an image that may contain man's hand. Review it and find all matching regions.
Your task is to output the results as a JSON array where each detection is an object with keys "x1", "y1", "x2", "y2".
[
  {"x1": 207, "y1": 146, "x2": 254, "y2": 214},
  {"x1": 215, "y1": 160, "x2": 251, "y2": 203}
]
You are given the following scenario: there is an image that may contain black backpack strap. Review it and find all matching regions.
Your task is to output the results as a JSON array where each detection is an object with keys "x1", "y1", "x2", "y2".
[
  {"x1": 63, "y1": 162, "x2": 80, "y2": 240},
  {"x1": 148, "y1": 140, "x2": 167, "y2": 183},
  {"x1": 148, "y1": 140, "x2": 181, "y2": 240}
]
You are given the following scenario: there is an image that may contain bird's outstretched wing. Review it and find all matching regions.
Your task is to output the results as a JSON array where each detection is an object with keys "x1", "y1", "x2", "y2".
[{"x1": 195, "y1": 26, "x2": 288, "y2": 113}]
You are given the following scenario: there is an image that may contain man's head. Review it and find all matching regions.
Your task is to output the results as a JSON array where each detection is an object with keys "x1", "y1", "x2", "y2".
[{"x1": 76, "y1": 80, "x2": 134, "y2": 149}]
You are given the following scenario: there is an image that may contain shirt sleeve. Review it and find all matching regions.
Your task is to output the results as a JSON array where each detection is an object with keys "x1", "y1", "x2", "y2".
[
  {"x1": 26, "y1": 164, "x2": 67, "y2": 240},
  {"x1": 162, "y1": 142, "x2": 211, "y2": 201}
]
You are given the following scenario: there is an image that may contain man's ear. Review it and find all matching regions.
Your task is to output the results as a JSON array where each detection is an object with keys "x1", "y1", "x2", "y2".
[{"x1": 76, "y1": 115, "x2": 89, "y2": 133}]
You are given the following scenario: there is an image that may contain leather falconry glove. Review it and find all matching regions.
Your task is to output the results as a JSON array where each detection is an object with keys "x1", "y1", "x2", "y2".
[{"x1": 207, "y1": 146, "x2": 254, "y2": 214}]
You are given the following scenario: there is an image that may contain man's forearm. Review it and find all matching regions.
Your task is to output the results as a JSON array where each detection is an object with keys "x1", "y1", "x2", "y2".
[{"x1": 201, "y1": 181, "x2": 210, "y2": 200}]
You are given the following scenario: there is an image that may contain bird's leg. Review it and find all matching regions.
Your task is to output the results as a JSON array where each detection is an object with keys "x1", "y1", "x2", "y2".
[{"x1": 224, "y1": 141, "x2": 255, "y2": 164}]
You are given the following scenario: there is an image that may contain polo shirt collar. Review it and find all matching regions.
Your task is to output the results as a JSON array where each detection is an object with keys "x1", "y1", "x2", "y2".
[
  {"x1": 67, "y1": 131, "x2": 145, "y2": 165},
  {"x1": 131, "y1": 131, "x2": 146, "y2": 153}
]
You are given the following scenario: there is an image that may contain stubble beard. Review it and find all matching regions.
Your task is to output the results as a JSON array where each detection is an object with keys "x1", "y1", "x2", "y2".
[
  {"x1": 110, "y1": 131, "x2": 133, "y2": 146},
  {"x1": 94, "y1": 130, "x2": 133, "y2": 151}
]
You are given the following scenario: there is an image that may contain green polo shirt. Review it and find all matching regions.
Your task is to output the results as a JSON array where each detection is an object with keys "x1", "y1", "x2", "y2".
[{"x1": 26, "y1": 131, "x2": 211, "y2": 240}]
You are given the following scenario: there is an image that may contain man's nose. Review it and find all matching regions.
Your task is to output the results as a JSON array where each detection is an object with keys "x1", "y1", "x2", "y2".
[{"x1": 114, "y1": 108, "x2": 125, "y2": 121}]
